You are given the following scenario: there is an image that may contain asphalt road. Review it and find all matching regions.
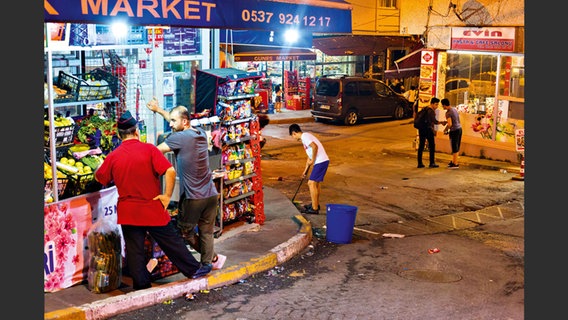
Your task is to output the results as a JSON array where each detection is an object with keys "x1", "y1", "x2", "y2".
[{"x1": 108, "y1": 118, "x2": 525, "y2": 320}]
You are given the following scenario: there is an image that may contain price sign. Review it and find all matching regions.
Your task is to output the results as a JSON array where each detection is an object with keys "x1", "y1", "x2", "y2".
[{"x1": 515, "y1": 129, "x2": 524, "y2": 152}]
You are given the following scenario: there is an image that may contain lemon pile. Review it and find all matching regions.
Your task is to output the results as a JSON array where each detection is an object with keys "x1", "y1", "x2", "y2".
[
  {"x1": 60, "y1": 157, "x2": 92, "y2": 175},
  {"x1": 44, "y1": 162, "x2": 66, "y2": 180}
]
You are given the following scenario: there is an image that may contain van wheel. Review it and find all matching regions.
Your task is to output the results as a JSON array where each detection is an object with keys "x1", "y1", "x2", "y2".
[
  {"x1": 393, "y1": 105, "x2": 405, "y2": 120},
  {"x1": 344, "y1": 110, "x2": 358, "y2": 125}
]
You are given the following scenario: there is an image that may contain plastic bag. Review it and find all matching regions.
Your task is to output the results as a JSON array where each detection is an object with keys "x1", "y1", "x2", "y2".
[{"x1": 87, "y1": 218, "x2": 122, "y2": 293}]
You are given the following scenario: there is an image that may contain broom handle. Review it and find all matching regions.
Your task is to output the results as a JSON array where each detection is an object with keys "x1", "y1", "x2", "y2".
[{"x1": 291, "y1": 164, "x2": 311, "y2": 202}]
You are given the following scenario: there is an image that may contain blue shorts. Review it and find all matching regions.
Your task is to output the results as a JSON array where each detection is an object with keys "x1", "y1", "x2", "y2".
[{"x1": 309, "y1": 160, "x2": 329, "y2": 182}]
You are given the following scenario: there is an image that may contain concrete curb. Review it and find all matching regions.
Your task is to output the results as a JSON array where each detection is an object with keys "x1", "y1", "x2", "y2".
[
  {"x1": 44, "y1": 214, "x2": 312, "y2": 320},
  {"x1": 382, "y1": 148, "x2": 521, "y2": 174}
]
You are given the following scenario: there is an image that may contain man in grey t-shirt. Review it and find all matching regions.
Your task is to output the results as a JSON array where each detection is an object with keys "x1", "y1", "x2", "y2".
[{"x1": 147, "y1": 101, "x2": 226, "y2": 278}]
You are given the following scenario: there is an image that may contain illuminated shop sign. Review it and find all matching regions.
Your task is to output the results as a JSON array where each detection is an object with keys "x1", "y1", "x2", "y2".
[
  {"x1": 451, "y1": 27, "x2": 515, "y2": 52},
  {"x1": 44, "y1": 0, "x2": 353, "y2": 33}
]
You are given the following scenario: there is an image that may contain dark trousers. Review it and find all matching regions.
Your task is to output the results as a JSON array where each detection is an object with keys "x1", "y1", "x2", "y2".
[
  {"x1": 449, "y1": 128, "x2": 463, "y2": 153},
  {"x1": 177, "y1": 195, "x2": 219, "y2": 264},
  {"x1": 417, "y1": 128, "x2": 436, "y2": 165},
  {"x1": 121, "y1": 221, "x2": 200, "y2": 290}
]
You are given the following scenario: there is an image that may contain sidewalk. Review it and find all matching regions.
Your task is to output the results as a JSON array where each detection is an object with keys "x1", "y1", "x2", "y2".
[
  {"x1": 44, "y1": 186, "x2": 312, "y2": 320},
  {"x1": 45, "y1": 108, "x2": 521, "y2": 319},
  {"x1": 262, "y1": 107, "x2": 314, "y2": 125},
  {"x1": 44, "y1": 107, "x2": 315, "y2": 320}
]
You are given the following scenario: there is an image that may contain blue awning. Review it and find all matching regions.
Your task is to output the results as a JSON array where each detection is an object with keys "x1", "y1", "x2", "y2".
[
  {"x1": 45, "y1": 0, "x2": 352, "y2": 33},
  {"x1": 219, "y1": 29, "x2": 315, "y2": 62},
  {"x1": 220, "y1": 29, "x2": 313, "y2": 48}
]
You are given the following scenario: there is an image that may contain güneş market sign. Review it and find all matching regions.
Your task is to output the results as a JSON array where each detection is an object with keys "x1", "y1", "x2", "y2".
[{"x1": 44, "y1": 0, "x2": 352, "y2": 33}]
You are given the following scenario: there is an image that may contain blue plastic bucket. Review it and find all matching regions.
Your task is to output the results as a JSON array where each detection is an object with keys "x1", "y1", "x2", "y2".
[{"x1": 325, "y1": 204, "x2": 358, "y2": 244}]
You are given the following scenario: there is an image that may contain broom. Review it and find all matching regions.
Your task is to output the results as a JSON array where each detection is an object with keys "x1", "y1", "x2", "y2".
[{"x1": 291, "y1": 164, "x2": 310, "y2": 207}]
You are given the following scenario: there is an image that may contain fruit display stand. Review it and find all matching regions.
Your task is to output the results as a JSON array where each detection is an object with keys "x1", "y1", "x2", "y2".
[{"x1": 44, "y1": 43, "x2": 144, "y2": 292}]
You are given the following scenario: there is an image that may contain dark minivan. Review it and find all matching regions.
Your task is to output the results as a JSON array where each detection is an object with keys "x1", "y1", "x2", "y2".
[{"x1": 311, "y1": 76, "x2": 411, "y2": 125}]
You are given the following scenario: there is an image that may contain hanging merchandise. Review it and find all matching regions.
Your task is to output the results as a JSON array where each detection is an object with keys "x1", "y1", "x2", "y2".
[{"x1": 194, "y1": 68, "x2": 265, "y2": 230}]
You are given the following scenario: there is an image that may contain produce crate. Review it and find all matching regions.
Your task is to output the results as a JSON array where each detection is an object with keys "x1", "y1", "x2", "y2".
[
  {"x1": 56, "y1": 70, "x2": 116, "y2": 102},
  {"x1": 44, "y1": 178, "x2": 68, "y2": 197},
  {"x1": 88, "y1": 68, "x2": 119, "y2": 96},
  {"x1": 66, "y1": 172, "x2": 94, "y2": 196},
  {"x1": 44, "y1": 124, "x2": 76, "y2": 147}
]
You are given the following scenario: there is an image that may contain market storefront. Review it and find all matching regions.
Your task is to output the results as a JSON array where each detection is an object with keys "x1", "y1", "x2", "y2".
[{"x1": 44, "y1": 0, "x2": 353, "y2": 293}]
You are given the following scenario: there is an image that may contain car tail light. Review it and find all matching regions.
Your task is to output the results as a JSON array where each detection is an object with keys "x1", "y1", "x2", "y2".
[{"x1": 337, "y1": 96, "x2": 342, "y2": 111}]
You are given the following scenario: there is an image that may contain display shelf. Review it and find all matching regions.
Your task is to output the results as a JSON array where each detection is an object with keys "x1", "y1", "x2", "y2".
[
  {"x1": 224, "y1": 135, "x2": 253, "y2": 146},
  {"x1": 225, "y1": 191, "x2": 255, "y2": 204},
  {"x1": 224, "y1": 157, "x2": 255, "y2": 165},
  {"x1": 222, "y1": 117, "x2": 255, "y2": 126},
  {"x1": 194, "y1": 68, "x2": 265, "y2": 229},
  {"x1": 224, "y1": 173, "x2": 257, "y2": 185},
  {"x1": 45, "y1": 97, "x2": 119, "y2": 109},
  {"x1": 218, "y1": 93, "x2": 257, "y2": 101},
  {"x1": 284, "y1": 70, "x2": 299, "y2": 96},
  {"x1": 284, "y1": 70, "x2": 300, "y2": 110},
  {"x1": 44, "y1": 48, "x2": 122, "y2": 202},
  {"x1": 298, "y1": 77, "x2": 311, "y2": 110}
]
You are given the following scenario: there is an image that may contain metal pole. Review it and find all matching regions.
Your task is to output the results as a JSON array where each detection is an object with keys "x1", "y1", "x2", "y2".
[
  {"x1": 45, "y1": 47, "x2": 60, "y2": 202},
  {"x1": 151, "y1": 28, "x2": 158, "y2": 144}
]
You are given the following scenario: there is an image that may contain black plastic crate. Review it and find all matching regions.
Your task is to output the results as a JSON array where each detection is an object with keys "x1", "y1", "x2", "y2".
[
  {"x1": 56, "y1": 70, "x2": 117, "y2": 102},
  {"x1": 66, "y1": 172, "x2": 95, "y2": 196}
]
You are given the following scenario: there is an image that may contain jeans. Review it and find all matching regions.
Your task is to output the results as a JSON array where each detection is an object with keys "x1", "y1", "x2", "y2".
[{"x1": 417, "y1": 128, "x2": 436, "y2": 165}]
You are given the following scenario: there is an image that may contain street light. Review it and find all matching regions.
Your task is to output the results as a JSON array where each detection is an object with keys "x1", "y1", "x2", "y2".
[
  {"x1": 283, "y1": 29, "x2": 299, "y2": 44},
  {"x1": 110, "y1": 22, "x2": 128, "y2": 43}
]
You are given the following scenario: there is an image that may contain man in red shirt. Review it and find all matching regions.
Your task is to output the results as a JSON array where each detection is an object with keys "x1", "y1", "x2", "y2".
[{"x1": 95, "y1": 110, "x2": 201, "y2": 290}]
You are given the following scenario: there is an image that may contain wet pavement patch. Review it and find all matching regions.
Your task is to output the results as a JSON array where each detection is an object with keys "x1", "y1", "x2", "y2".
[{"x1": 398, "y1": 269, "x2": 462, "y2": 283}]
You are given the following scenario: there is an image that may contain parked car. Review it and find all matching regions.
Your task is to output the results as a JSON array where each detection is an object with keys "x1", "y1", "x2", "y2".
[{"x1": 311, "y1": 76, "x2": 412, "y2": 125}]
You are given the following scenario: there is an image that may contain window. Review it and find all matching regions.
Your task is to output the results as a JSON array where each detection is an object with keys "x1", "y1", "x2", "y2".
[
  {"x1": 344, "y1": 82, "x2": 358, "y2": 96},
  {"x1": 379, "y1": 0, "x2": 397, "y2": 8},
  {"x1": 375, "y1": 82, "x2": 389, "y2": 96},
  {"x1": 316, "y1": 80, "x2": 340, "y2": 96},
  {"x1": 499, "y1": 55, "x2": 524, "y2": 99},
  {"x1": 358, "y1": 82, "x2": 374, "y2": 96}
]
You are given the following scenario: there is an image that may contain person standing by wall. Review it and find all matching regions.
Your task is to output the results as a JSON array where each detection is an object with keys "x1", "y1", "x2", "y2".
[
  {"x1": 390, "y1": 78, "x2": 405, "y2": 94},
  {"x1": 94, "y1": 110, "x2": 202, "y2": 290},
  {"x1": 146, "y1": 100, "x2": 226, "y2": 278},
  {"x1": 441, "y1": 98, "x2": 462, "y2": 168},
  {"x1": 417, "y1": 97, "x2": 447, "y2": 168},
  {"x1": 289, "y1": 123, "x2": 330, "y2": 215},
  {"x1": 404, "y1": 85, "x2": 418, "y2": 114},
  {"x1": 274, "y1": 84, "x2": 283, "y2": 113}
]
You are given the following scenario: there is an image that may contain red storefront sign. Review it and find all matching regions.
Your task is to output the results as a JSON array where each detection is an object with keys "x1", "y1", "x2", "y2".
[{"x1": 451, "y1": 27, "x2": 515, "y2": 52}]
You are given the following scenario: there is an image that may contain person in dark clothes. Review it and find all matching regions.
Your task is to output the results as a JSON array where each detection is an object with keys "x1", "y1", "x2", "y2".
[
  {"x1": 274, "y1": 84, "x2": 283, "y2": 112},
  {"x1": 147, "y1": 100, "x2": 226, "y2": 279},
  {"x1": 417, "y1": 97, "x2": 447, "y2": 168}
]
